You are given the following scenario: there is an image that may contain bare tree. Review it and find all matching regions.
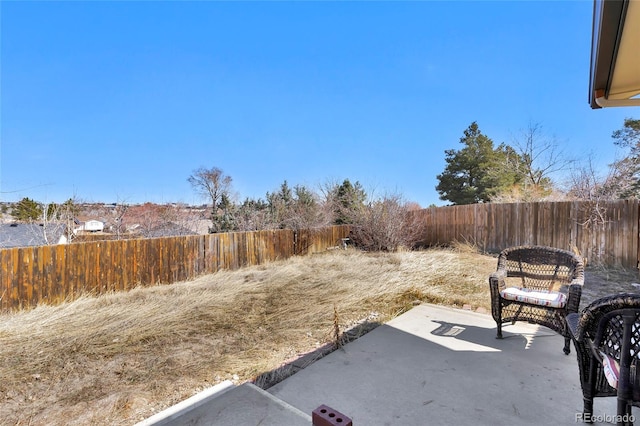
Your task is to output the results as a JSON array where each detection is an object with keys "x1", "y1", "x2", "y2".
[
  {"x1": 36, "y1": 203, "x2": 65, "y2": 245},
  {"x1": 509, "y1": 121, "x2": 575, "y2": 200},
  {"x1": 564, "y1": 155, "x2": 620, "y2": 265},
  {"x1": 566, "y1": 156, "x2": 615, "y2": 229},
  {"x1": 124, "y1": 202, "x2": 200, "y2": 238},
  {"x1": 284, "y1": 185, "x2": 332, "y2": 230},
  {"x1": 57, "y1": 198, "x2": 80, "y2": 243},
  {"x1": 265, "y1": 182, "x2": 332, "y2": 231},
  {"x1": 235, "y1": 198, "x2": 272, "y2": 231},
  {"x1": 348, "y1": 191, "x2": 426, "y2": 251},
  {"x1": 26, "y1": 198, "x2": 80, "y2": 245},
  {"x1": 170, "y1": 203, "x2": 207, "y2": 235},
  {"x1": 187, "y1": 167, "x2": 233, "y2": 233},
  {"x1": 125, "y1": 203, "x2": 168, "y2": 237},
  {"x1": 110, "y1": 199, "x2": 129, "y2": 240}
]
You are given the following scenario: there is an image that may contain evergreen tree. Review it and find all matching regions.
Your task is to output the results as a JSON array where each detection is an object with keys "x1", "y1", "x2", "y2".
[
  {"x1": 210, "y1": 193, "x2": 236, "y2": 233},
  {"x1": 266, "y1": 181, "x2": 294, "y2": 228},
  {"x1": 333, "y1": 179, "x2": 367, "y2": 225},
  {"x1": 608, "y1": 118, "x2": 640, "y2": 198},
  {"x1": 11, "y1": 197, "x2": 43, "y2": 222},
  {"x1": 436, "y1": 122, "x2": 525, "y2": 205}
]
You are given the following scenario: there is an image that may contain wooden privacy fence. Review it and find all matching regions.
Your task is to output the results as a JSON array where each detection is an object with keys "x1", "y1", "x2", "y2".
[
  {"x1": 413, "y1": 200, "x2": 640, "y2": 268},
  {"x1": 0, "y1": 226, "x2": 350, "y2": 312}
]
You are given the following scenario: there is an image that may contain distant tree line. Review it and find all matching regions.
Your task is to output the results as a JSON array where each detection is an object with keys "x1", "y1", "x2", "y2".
[
  {"x1": 4, "y1": 175, "x2": 425, "y2": 252},
  {"x1": 187, "y1": 167, "x2": 425, "y2": 251},
  {"x1": 435, "y1": 118, "x2": 640, "y2": 206},
  {"x1": 10, "y1": 197, "x2": 79, "y2": 222},
  {"x1": 9, "y1": 118, "x2": 637, "y2": 251}
]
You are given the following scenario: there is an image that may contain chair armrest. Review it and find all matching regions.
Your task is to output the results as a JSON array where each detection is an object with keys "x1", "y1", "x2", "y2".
[
  {"x1": 564, "y1": 283, "x2": 583, "y2": 314},
  {"x1": 488, "y1": 269, "x2": 507, "y2": 297},
  {"x1": 489, "y1": 269, "x2": 506, "y2": 285},
  {"x1": 570, "y1": 276, "x2": 585, "y2": 286},
  {"x1": 566, "y1": 312, "x2": 581, "y2": 340},
  {"x1": 567, "y1": 313, "x2": 601, "y2": 361}
]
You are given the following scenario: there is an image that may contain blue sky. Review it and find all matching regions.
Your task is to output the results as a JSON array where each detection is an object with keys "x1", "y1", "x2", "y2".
[{"x1": 1, "y1": 1, "x2": 638, "y2": 207}]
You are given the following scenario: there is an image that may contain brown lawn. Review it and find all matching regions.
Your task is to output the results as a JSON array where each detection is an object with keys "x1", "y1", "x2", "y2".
[{"x1": 0, "y1": 245, "x2": 633, "y2": 425}]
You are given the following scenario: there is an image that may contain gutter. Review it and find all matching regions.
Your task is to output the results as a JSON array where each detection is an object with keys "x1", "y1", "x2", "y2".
[
  {"x1": 589, "y1": 0, "x2": 629, "y2": 109},
  {"x1": 595, "y1": 89, "x2": 640, "y2": 107}
]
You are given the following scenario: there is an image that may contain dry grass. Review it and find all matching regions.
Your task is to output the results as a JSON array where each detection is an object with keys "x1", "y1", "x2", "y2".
[{"x1": 0, "y1": 247, "x2": 496, "y2": 425}]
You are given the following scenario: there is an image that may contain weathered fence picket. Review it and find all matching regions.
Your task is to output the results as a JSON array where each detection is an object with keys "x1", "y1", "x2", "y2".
[
  {"x1": 0, "y1": 226, "x2": 350, "y2": 312},
  {"x1": 412, "y1": 200, "x2": 640, "y2": 268},
  {"x1": 2, "y1": 200, "x2": 639, "y2": 312}
]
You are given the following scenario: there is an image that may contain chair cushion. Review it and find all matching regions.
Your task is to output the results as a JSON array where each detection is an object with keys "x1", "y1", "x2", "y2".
[
  {"x1": 499, "y1": 287, "x2": 567, "y2": 308},
  {"x1": 601, "y1": 352, "x2": 620, "y2": 389}
]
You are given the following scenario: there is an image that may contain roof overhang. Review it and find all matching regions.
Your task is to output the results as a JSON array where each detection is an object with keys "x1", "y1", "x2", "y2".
[{"x1": 589, "y1": 0, "x2": 640, "y2": 108}]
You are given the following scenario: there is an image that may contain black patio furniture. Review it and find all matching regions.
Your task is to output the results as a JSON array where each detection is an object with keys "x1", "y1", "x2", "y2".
[
  {"x1": 567, "y1": 293, "x2": 640, "y2": 425},
  {"x1": 489, "y1": 245, "x2": 585, "y2": 354}
]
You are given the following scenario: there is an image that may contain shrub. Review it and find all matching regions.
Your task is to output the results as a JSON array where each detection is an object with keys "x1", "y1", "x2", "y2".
[{"x1": 347, "y1": 192, "x2": 426, "y2": 251}]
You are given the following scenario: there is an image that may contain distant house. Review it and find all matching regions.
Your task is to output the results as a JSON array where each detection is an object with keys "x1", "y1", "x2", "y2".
[
  {"x1": 0, "y1": 223, "x2": 69, "y2": 248},
  {"x1": 74, "y1": 219, "x2": 105, "y2": 233},
  {"x1": 85, "y1": 219, "x2": 104, "y2": 232}
]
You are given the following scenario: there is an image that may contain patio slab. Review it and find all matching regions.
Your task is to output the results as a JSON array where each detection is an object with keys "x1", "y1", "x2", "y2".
[
  {"x1": 268, "y1": 304, "x2": 623, "y2": 425},
  {"x1": 136, "y1": 381, "x2": 310, "y2": 426},
  {"x1": 139, "y1": 303, "x2": 629, "y2": 425}
]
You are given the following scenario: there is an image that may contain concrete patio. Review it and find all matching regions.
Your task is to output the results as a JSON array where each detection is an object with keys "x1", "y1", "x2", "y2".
[{"x1": 138, "y1": 304, "x2": 626, "y2": 425}]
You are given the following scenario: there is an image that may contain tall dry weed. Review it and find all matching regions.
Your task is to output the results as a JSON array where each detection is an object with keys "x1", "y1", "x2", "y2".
[{"x1": 0, "y1": 247, "x2": 496, "y2": 425}]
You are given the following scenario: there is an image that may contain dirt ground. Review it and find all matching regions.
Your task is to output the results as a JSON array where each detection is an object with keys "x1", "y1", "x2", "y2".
[
  {"x1": 581, "y1": 265, "x2": 640, "y2": 308},
  {"x1": 0, "y1": 249, "x2": 637, "y2": 426},
  {"x1": 0, "y1": 249, "x2": 495, "y2": 426}
]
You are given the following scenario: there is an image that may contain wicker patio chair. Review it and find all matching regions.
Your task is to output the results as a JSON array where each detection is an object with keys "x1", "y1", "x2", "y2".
[
  {"x1": 489, "y1": 245, "x2": 585, "y2": 355},
  {"x1": 567, "y1": 293, "x2": 640, "y2": 425}
]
